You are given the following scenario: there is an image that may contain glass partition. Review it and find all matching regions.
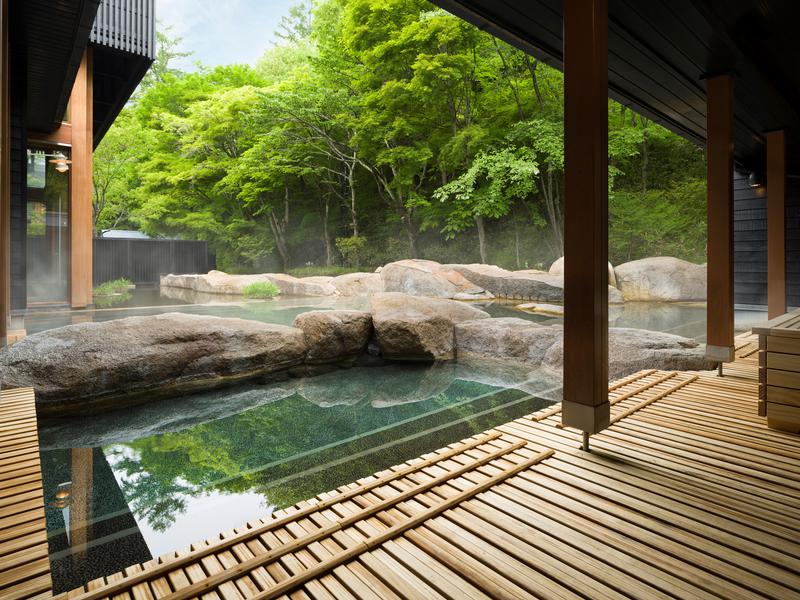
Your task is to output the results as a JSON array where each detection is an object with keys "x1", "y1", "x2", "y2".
[{"x1": 26, "y1": 148, "x2": 70, "y2": 304}]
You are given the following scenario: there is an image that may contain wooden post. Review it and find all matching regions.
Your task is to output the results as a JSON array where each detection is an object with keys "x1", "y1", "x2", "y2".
[
  {"x1": 70, "y1": 49, "x2": 93, "y2": 308},
  {"x1": 705, "y1": 74, "x2": 735, "y2": 363},
  {"x1": 767, "y1": 130, "x2": 786, "y2": 320},
  {"x1": 0, "y1": 0, "x2": 8, "y2": 344},
  {"x1": 561, "y1": 0, "x2": 610, "y2": 435}
]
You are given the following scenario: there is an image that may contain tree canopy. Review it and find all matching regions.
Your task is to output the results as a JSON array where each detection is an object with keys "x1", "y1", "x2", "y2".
[{"x1": 94, "y1": 0, "x2": 707, "y2": 272}]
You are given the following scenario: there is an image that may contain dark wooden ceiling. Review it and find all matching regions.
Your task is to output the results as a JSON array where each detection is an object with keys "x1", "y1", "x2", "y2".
[
  {"x1": 17, "y1": 0, "x2": 101, "y2": 133},
  {"x1": 91, "y1": 47, "x2": 152, "y2": 147},
  {"x1": 431, "y1": 0, "x2": 800, "y2": 175}
]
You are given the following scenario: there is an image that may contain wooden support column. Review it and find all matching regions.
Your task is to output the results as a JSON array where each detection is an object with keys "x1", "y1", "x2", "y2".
[
  {"x1": 705, "y1": 74, "x2": 735, "y2": 363},
  {"x1": 0, "y1": 0, "x2": 8, "y2": 344},
  {"x1": 561, "y1": 0, "x2": 610, "y2": 435},
  {"x1": 767, "y1": 130, "x2": 786, "y2": 319},
  {"x1": 70, "y1": 49, "x2": 93, "y2": 308}
]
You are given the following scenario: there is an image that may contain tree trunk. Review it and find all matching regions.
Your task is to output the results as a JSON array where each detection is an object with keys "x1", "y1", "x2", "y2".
[
  {"x1": 346, "y1": 158, "x2": 359, "y2": 237},
  {"x1": 268, "y1": 188, "x2": 291, "y2": 272},
  {"x1": 524, "y1": 55, "x2": 545, "y2": 112},
  {"x1": 322, "y1": 197, "x2": 333, "y2": 267},
  {"x1": 514, "y1": 219, "x2": 521, "y2": 269},
  {"x1": 641, "y1": 116, "x2": 649, "y2": 192},
  {"x1": 541, "y1": 165, "x2": 564, "y2": 255},
  {"x1": 268, "y1": 213, "x2": 290, "y2": 272},
  {"x1": 404, "y1": 217, "x2": 419, "y2": 259},
  {"x1": 475, "y1": 216, "x2": 488, "y2": 263},
  {"x1": 493, "y1": 38, "x2": 524, "y2": 120}
]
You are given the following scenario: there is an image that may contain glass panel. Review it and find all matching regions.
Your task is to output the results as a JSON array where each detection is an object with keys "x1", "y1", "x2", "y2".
[{"x1": 26, "y1": 149, "x2": 70, "y2": 304}]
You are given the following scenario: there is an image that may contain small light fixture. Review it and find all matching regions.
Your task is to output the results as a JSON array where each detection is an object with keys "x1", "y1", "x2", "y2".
[
  {"x1": 748, "y1": 171, "x2": 764, "y2": 188},
  {"x1": 48, "y1": 152, "x2": 72, "y2": 173}
]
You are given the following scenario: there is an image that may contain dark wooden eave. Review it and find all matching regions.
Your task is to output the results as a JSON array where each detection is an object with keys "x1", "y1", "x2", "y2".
[
  {"x1": 430, "y1": 0, "x2": 800, "y2": 175},
  {"x1": 17, "y1": 0, "x2": 101, "y2": 132},
  {"x1": 89, "y1": 0, "x2": 156, "y2": 146}
]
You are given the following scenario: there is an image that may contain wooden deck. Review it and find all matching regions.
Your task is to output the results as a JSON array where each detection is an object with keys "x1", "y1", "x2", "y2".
[
  {"x1": 4, "y1": 335, "x2": 800, "y2": 600},
  {"x1": 0, "y1": 388, "x2": 52, "y2": 600}
]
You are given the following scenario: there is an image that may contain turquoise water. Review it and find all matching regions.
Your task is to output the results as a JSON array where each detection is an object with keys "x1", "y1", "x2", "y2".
[{"x1": 38, "y1": 363, "x2": 556, "y2": 593}]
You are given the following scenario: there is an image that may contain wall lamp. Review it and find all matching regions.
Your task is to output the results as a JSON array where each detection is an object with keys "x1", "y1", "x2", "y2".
[
  {"x1": 27, "y1": 149, "x2": 72, "y2": 173},
  {"x1": 748, "y1": 170, "x2": 764, "y2": 188},
  {"x1": 48, "y1": 152, "x2": 72, "y2": 173}
]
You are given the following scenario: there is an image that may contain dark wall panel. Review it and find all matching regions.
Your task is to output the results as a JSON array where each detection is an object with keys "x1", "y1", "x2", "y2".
[{"x1": 734, "y1": 169, "x2": 800, "y2": 307}]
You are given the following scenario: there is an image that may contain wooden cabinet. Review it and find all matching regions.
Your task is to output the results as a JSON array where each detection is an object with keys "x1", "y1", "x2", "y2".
[{"x1": 753, "y1": 310, "x2": 800, "y2": 433}]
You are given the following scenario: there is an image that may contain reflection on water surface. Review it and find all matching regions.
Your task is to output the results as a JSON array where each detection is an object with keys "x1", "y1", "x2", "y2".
[{"x1": 40, "y1": 362, "x2": 555, "y2": 592}]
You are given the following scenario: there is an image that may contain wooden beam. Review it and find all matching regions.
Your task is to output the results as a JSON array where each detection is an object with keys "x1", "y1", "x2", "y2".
[
  {"x1": 705, "y1": 74, "x2": 735, "y2": 363},
  {"x1": 767, "y1": 130, "x2": 786, "y2": 320},
  {"x1": 561, "y1": 0, "x2": 610, "y2": 435},
  {"x1": 28, "y1": 122, "x2": 72, "y2": 146},
  {"x1": 69, "y1": 50, "x2": 93, "y2": 308}
]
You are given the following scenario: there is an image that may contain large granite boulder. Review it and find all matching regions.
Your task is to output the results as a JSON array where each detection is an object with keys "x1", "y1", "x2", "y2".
[
  {"x1": 455, "y1": 318, "x2": 563, "y2": 364},
  {"x1": 450, "y1": 263, "x2": 623, "y2": 303},
  {"x1": 293, "y1": 310, "x2": 373, "y2": 364},
  {"x1": 331, "y1": 272, "x2": 385, "y2": 296},
  {"x1": 159, "y1": 286, "x2": 252, "y2": 305},
  {"x1": 160, "y1": 270, "x2": 337, "y2": 297},
  {"x1": 265, "y1": 273, "x2": 337, "y2": 296},
  {"x1": 549, "y1": 256, "x2": 617, "y2": 288},
  {"x1": 516, "y1": 303, "x2": 564, "y2": 316},
  {"x1": 0, "y1": 313, "x2": 308, "y2": 415},
  {"x1": 448, "y1": 263, "x2": 562, "y2": 301},
  {"x1": 543, "y1": 327, "x2": 715, "y2": 379},
  {"x1": 381, "y1": 260, "x2": 493, "y2": 300},
  {"x1": 455, "y1": 316, "x2": 714, "y2": 380},
  {"x1": 371, "y1": 292, "x2": 490, "y2": 361},
  {"x1": 160, "y1": 271, "x2": 271, "y2": 295},
  {"x1": 615, "y1": 257, "x2": 706, "y2": 301}
]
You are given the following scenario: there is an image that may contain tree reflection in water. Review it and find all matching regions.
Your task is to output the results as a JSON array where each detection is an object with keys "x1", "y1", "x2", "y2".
[{"x1": 102, "y1": 373, "x2": 550, "y2": 532}]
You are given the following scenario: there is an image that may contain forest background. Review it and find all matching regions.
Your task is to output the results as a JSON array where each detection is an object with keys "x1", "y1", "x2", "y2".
[{"x1": 93, "y1": 0, "x2": 707, "y2": 275}]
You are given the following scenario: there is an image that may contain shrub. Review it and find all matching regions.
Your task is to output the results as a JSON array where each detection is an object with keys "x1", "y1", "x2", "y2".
[
  {"x1": 243, "y1": 281, "x2": 280, "y2": 299},
  {"x1": 335, "y1": 236, "x2": 368, "y2": 268},
  {"x1": 288, "y1": 266, "x2": 359, "y2": 278},
  {"x1": 93, "y1": 278, "x2": 133, "y2": 296}
]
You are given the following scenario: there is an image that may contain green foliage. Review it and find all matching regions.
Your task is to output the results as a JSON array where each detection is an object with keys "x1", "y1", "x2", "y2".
[
  {"x1": 288, "y1": 266, "x2": 359, "y2": 277},
  {"x1": 242, "y1": 281, "x2": 281, "y2": 299},
  {"x1": 94, "y1": 2, "x2": 708, "y2": 274},
  {"x1": 92, "y1": 278, "x2": 133, "y2": 308},
  {"x1": 335, "y1": 235, "x2": 369, "y2": 267},
  {"x1": 609, "y1": 178, "x2": 707, "y2": 264},
  {"x1": 433, "y1": 147, "x2": 539, "y2": 236},
  {"x1": 93, "y1": 278, "x2": 133, "y2": 296}
]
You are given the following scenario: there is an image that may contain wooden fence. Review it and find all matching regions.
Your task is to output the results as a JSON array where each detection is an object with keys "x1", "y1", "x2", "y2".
[{"x1": 93, "y1": 239, "x2": 214, "y2": 286}]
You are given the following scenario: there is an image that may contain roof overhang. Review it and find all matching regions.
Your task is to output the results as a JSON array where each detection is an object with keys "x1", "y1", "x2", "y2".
[
  {"x1": 431, "y1": 0, "x2": 800, "y2": 175},
  {"x1": 16, "y1": 0, "x2": 101, "y2": 133},
  {"x1": 91, "y1": 45, "x2": 152, "y2": 146}
]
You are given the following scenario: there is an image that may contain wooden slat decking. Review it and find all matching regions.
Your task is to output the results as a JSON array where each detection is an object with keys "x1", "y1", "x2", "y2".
[
  {"x1": 0, "y1": 387, "x2": 52, "y2": 600},
  {"x1": 45, "y1": 334, "x2": 800, "y2": 600}
]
